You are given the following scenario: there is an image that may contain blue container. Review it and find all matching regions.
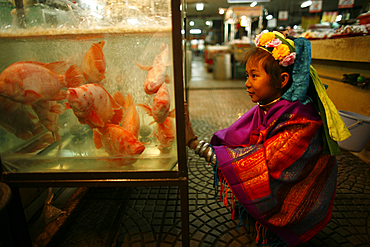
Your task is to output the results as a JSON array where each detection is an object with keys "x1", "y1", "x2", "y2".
[{"x1": 338, "y1": 110, "x2": 370, "y2": 152}]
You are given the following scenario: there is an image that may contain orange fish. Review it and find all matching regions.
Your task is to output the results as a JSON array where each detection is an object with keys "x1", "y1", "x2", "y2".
[
  {"x1": 65, "y1": 83, "x2": 123, "y2": 129},
  {"x1": 82, "y1": 41, "x2": 106, "y2": 83},
  {"x1": 113, "y1": 92, "x2": 140, "y2": 137},
  {"x1": 0, "y1": 96, "x2": 43, "y2": 140},
  {"x1": 32, "y1": 101, "x2": 64, "y2": 142},
  {"x1": 154, "y1": 117, "x2": 175, "y2": 151},
  {"x1": 137, "y1": 83, "x2": 174, "y2": 125},
  {"x1": 134, "y1": 43, "x2": 171, "y2": 95},
  {"x1": 93, "y1": 124, "x2": 145, "y2": 165},
  {"x1": 0, "y1": 61, "x2": 84, "y2": 104}
]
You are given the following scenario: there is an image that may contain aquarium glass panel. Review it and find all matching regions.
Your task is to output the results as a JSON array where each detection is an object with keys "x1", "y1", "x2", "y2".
[{"x1": 0, "y1": 0, "x2": 178, "y2": 172}]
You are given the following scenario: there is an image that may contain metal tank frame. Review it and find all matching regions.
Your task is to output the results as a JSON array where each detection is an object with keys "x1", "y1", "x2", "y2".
[{"x1": 0, "y1": 0, "x2": 189, "y2": 245}]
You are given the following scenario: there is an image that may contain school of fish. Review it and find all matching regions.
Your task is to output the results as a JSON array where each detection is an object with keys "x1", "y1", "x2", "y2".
[{"x1": 0, "y1": 41, "x2": 175, "y2": 164}]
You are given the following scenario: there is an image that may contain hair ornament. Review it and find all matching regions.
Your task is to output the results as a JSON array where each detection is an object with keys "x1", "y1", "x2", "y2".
[{"x1": 255, "y1": 31, "x2": 296, "y2": 67}]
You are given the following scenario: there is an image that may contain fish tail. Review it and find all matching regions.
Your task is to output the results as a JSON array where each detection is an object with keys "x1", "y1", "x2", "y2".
[
  {"x1": 113, "y1": 91, "x2": 127, "y2": 109},
  {"x1": 65, "y1": 65, "x2": 85, "y2": 88},
  {"x1": 111, "y1": 108, "x2": 124, "y2": 125},
  {"x1": 168, "y1": 109, "x2": 175, "y2": 118},
  {"x1": 136, "y1": 103, "x2": 152, "y2": 117},
  {"x1": 93, "y1": 129, "x2": 103, "y2": 149},
  {"x1": 134, "y1": 60, "x2": 151, "y2": 71},
  {"x1": 50, "y1": 103, "x2": 64, "y2": 115}
]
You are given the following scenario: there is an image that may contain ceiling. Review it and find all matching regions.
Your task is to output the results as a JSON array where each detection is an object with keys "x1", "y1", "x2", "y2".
[{"x1": 184, "y1": 0, "x2": 368, "y2": 26}]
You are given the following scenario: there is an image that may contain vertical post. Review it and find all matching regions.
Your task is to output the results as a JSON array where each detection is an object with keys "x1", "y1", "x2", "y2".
[
  {"x1": 180, "y1": 182, "x2": 189, "y2": 246},
  {"x1": 8, "y1": 187, "x2": 33, "y2": 246}
]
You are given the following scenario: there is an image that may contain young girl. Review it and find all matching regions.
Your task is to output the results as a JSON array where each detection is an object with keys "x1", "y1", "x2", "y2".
[{"x1": 185, "y1": 31, "x2": 350, "y2": 246}]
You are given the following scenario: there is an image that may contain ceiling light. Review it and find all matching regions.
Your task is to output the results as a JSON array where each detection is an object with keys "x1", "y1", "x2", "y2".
[
  {"x1": 266, "y1": 14, "x2": 273, "y2": 20},
  {"x1": 219, "y1": 8, "x2": 225, "y2": 15},
  {"x1": 301, "y1": 1, "x2": 312, "y2": 8},
  {"x1": 205, "y1": 21, "x2": 212, "y2": 26},
  {"x1": 190, "y1": 29, "x2": 202, "y2": 34},
  {"x1": 196, "y1": 3, "x2": 204, "y2": 11},
  {"x1": 250, "y1": 1, "x2": 257, "y2": 7},
  {"x1": 189, "y1": 21, "x2": 195, "y2": 26}
]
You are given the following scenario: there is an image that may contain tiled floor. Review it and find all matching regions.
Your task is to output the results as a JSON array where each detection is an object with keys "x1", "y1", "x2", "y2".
[{"x1": 32, "y1": 56, "x2": 370, "y2": 247}]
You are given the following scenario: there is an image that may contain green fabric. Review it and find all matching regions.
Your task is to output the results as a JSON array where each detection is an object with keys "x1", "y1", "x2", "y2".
[
  {"x1": 310, "y1": 66, "x2": 351, "y2": 143},
  {"x1": 307, "y1": 76, "x2": 341, "y2": 155}
]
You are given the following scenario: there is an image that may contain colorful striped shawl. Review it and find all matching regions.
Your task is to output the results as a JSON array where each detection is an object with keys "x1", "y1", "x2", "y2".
[{"x1": 210, "y1": 100, "x2": 337, "y2": 246}]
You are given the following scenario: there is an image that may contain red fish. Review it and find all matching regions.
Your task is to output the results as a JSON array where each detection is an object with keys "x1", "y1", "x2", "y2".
[
  {"x1": 137, "y1": 83, "x2": 174, "y2": 125},
  {"x1": 134, "y1": 43, "x2": 171, "y2": 95},
  {"x1": 0, "y1": 96, "x2": 43, "y2": 140},
  {"x1": 82, "y1": 41, "x2": 106, "y2": 83},
  {"x1": 113, "y1": 92, "x2": 140, "y2": 137},
  {"x1": 65, "y1": 83, "x2": 123, "y2": 129},
  {"x1": 93, "y1": 124, "x2": 145, "y2": 165},
  {"x1": 0, "y1": 61, "x2": 84, "y2": 104},
  {"x1": 32, "y1": 101, "x2": 64, "y2": 142},
  {"x1": 154, "y1": 117, "x2": 175, "y2": 151}
]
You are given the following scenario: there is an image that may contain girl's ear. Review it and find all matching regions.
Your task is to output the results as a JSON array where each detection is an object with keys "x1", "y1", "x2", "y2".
[{"x1": 280, "y1": 72, "x2": 290, "y2": 89}]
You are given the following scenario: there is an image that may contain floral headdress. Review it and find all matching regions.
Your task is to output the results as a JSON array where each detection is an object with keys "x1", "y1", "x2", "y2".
[{"x1": 255, "y1": 31, "x2": 296, "y2": 67}]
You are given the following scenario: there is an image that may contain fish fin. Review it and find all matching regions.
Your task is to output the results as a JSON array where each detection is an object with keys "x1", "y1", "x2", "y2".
[
  {"x1": 25, "y1": 108, "x2": 38, "y2": 120},
  {"x1": 83, "y1": 72, "x2": 89, "y2": 81},
  {"x1": 148, "y1": 120, "x2": 155, "y2": 126},
  {"x1": 165, "y1": 75, "x2": 171, "y2": 84},
  {"x1": 168, "y1": 109, "x2": 175, "y2": 118},
  {"x1": 65, "y1": 65, "x2": 85, "y2": 88},
  {"x1": 93, "y1": 129, "x2": 103, "y2": 149},
  {"x1": 4, "y1": 101, "x2": 21, "y2": 114},
  {"x1": 64, "y1": 102, "x2": 72, "y2": 110},
  {"x1": 88, "y1": 110, "x2": 104, "y2": 127},
  {"x1": 134, "y1": 60, "x2": 152, "y2": 71},
  {"x1": 51, "y1": 90, "x2": 67, "y2": 101},
  {"x1": 111, "y1": 108, "x2": 124, "y2": 125},
  {"x1": 53, "y1": 130, "x2": 61, "y2": 142},
  {"x1": 44, "y1": 61, "x2": 67, "y2": 75},
  {"x1": 125, "y1": 93, "x2": 135, "y2": 107},
  {"x1": 50, "y1": 103, "x2": 64, "y2": 115},
  {"x1": 112, "y1": 91, "x2": 127, "y2": 109},
  {"x1": 136, "y1": 103, "x2": 153, "y2": 116},
  {"x1": 24, "y1": 90, "x2": 42, "y2": 104}
]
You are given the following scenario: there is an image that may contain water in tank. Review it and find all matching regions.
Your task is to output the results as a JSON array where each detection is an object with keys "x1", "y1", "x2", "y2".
[{"x1": 0, "y1": 0, "x2": 178, "y2": 172}]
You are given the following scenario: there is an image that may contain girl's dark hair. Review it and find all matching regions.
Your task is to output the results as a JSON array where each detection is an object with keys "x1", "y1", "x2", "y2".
[{"x1": 243, "y1": 47, "x2": 292, "y2": 92}]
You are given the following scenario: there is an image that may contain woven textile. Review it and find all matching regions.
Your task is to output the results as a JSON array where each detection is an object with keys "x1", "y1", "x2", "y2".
[{"x1": 210, "y1": 100, "x2": 337, "y2": 246}]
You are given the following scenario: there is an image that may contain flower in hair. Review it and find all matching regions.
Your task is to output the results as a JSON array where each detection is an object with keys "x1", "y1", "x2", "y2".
[
  {"x1": 258, "y1": 32, "x2": 275, "y2": 46},
  {"x1": 272, "y1": 44, "x2": 290, "y2": 60},
  {"x1": 279, "y1": 52, "x2": 296, "y2": 67},
  {"x1": 266, "y1": 38, "x2": 282, "y2": 48},
  {"x1": 255, "y1": 31, "x2": 296, "y2": 67}
]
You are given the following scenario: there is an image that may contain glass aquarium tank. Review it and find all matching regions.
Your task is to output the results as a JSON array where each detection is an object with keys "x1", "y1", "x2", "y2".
[{"x1": 0, "y1": 0, "x2": 186, "y2": 174}]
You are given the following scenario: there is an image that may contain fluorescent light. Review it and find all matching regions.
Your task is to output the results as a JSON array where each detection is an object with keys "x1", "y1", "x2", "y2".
[
  {"x1": 189, "y1": 21, "x2": 195, "y2": 26},
  {"x1": 266, "y1": 14, "x2": 273, "y2": 20},
  {"x1": 250, "y1": 1, "x2": 257, "y2": 7},
  {"x1": 219, "y1": 8, "x2": 225, "y2": 15},
  {"x1": 190, "y1": 29, "x2": 202, "y2": 34},
  {"x1": 196, "y1": 3, "x2": 204, "y2": 11},
  {"x1": 301, "y1": 1, "x2": 312, "y2": 8}
]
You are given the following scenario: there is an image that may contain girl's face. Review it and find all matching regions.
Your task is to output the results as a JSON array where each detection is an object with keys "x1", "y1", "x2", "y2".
[{"x1": 245, "y1": 60, "x2": 283, "y2": 104}]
